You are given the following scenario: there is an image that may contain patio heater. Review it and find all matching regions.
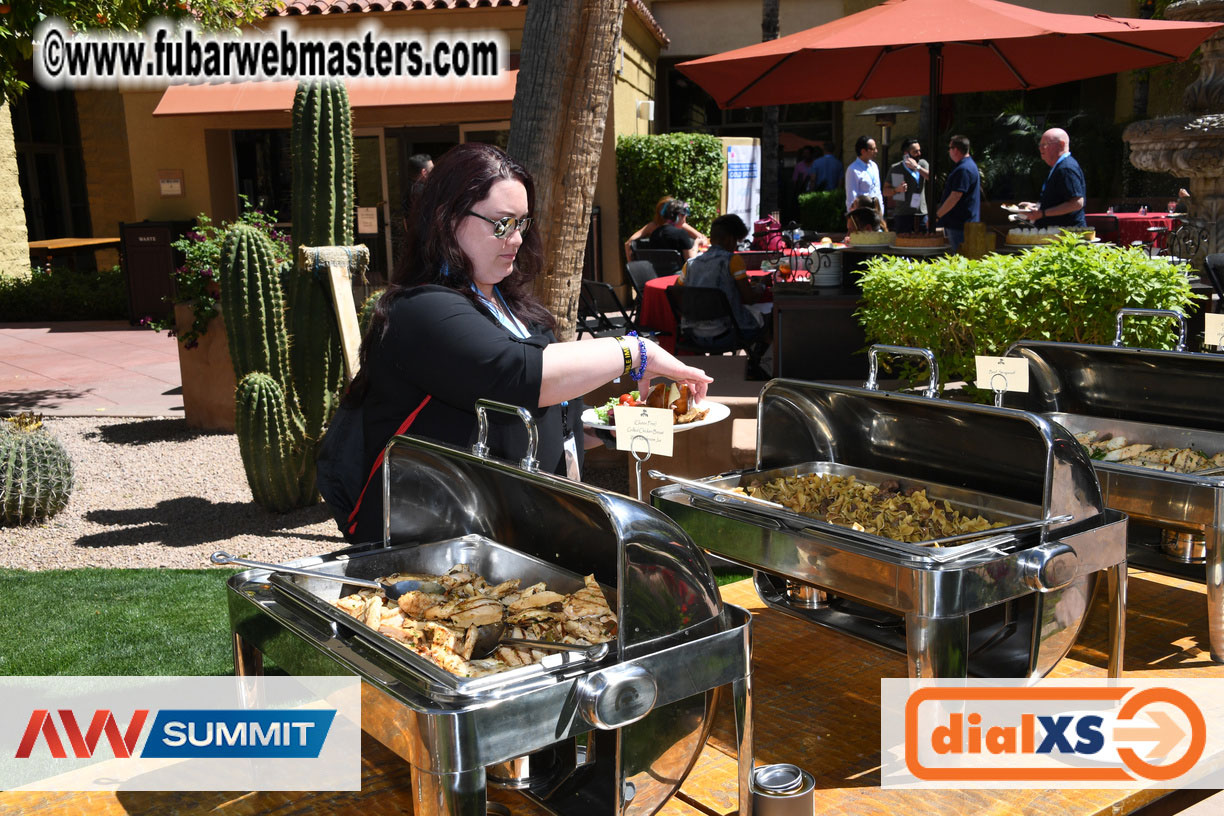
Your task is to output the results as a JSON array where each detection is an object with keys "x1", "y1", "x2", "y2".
[{"x1": 857, "y1": 104, "x2": 915, "y2": 174}]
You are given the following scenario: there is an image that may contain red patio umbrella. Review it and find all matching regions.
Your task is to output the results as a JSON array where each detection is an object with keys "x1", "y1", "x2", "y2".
[
  {"x1": 678, "y1": 0, "x2": 1219, "y2": 108},
  {"x1": 677, "y1": 0, "x2": 1220, "y2": 201}
]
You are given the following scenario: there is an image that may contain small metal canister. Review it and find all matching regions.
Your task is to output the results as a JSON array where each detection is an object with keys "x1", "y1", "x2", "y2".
[{"x1": 752, "y1": 763, "x2": 815, "y2": 816}]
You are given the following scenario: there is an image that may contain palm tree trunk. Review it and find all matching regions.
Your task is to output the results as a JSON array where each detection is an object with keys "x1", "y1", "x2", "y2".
[{"x1": 506, "y1": 0, "x2": 627, "y2": 341}]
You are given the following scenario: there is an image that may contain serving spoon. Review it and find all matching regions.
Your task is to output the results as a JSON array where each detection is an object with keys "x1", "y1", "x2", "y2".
[{"x1": 210, "y1": 551, "x2": 445, "y2": 601}]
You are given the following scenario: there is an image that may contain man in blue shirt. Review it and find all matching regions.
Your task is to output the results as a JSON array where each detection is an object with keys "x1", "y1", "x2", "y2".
[
  {"x1": 845, "y1": 135, "x2": 882, "y2": 214},
  {"x1": 1025, "y1": 128, "x2": 1087, "y2": 228},
  {"x1": 810, "y1": 141, "x2": 842, "y2": 192},
  {"x1": 935, "y1": 134, "x2": 980, "y2": 254}
]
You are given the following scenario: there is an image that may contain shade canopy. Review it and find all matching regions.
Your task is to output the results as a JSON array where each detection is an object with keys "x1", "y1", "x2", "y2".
[
  {"x1": 677, "y1": 0, "x2": 1221, "y2": 109},
  {"x1": 153, "y1": 71, "x2": 518, "y2": 116}
]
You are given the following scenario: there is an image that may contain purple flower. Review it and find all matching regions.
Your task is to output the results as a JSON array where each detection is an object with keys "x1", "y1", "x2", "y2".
[
  {"x1": 139, "y1": 316, "x2": 151, "y2": 326},
  {"x1": 187, "y1": 231, "x2": 202, "y2": 242},
  {"x1": 201, "y1": 268, "x2": 213, "y2": 278}
]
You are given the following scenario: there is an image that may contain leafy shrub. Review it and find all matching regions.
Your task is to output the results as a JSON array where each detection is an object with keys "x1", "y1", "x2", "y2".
[
  {"x1": 144, "y1": 204, "x2": 291, "y2": 349},
  {"x1": 0, "y1": 265, "x2": 128, "y2": 322},
  {"x1": 797, "y1": 190, "x2": 845, "y2": 232},
  {"x1": 616, "y1": 133, "x2": 724, "y2": 241},
  {"x1": 856, "y1": 235, "x2": 1196, "y2": 389}
]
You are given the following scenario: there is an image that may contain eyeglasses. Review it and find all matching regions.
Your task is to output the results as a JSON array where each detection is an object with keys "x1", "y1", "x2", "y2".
[{"x1": 465, "y1": 211, "x2": 533, "y2": 238}]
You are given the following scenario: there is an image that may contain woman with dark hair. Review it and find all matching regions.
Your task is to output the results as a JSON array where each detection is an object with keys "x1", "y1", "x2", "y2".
[
  {"x1": 623, "y1": 195, "x2": 708, "y2": 262},
  {"x1": 345, "y1": 143, "x2": 711, "y2": 541}
]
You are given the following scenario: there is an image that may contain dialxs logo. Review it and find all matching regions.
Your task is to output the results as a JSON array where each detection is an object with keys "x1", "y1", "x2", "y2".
[
  {"x1": 902, "y1": 686, "x2": 1206, "y2": 784},
  {"x1": 14, "y1": 709, "x2": 335, "y2": 760}
]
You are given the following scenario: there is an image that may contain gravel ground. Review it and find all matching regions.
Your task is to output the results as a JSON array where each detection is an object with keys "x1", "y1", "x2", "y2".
[{"x1": 1, "y1": 417, "x2": 629, "y2": 571}]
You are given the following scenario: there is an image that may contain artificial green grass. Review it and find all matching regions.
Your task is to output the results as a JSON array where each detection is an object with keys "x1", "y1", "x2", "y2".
[
  {"x1": 0, "y1": 568, "x2": 239, "y2": 676},
  {"x1": 0, "y1": 565, "x2": 753, "y2": 676}
]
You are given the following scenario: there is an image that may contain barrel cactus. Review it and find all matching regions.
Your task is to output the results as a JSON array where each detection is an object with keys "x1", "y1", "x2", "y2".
[{"x1": 1, "y1": 413, "x2": 74, "y2": 526}]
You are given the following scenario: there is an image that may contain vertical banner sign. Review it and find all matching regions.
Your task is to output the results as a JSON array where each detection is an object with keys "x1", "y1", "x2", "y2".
[{"x1": 726, "y1": 144, "x2": 760, "y2": 228}]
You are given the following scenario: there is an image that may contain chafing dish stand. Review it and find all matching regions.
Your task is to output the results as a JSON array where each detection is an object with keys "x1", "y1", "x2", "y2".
[
  {"x1": 653, "y1": 376, "x2": 1126, "y2": 679},
  {"x1": 222, "y1": 402, "x2": 753, "y2": 816},
  {"x1": 1010, "y1": 309, "x2": 1224, "y2": 662}
]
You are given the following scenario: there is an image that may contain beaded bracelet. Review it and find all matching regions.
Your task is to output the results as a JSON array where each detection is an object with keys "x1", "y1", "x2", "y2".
[
  {"x1": 628, "y1": 331, "x2": 648, "y2": 381},
  {"x1": 614, "y1": 335, "x2": 633, "y2": 376}
]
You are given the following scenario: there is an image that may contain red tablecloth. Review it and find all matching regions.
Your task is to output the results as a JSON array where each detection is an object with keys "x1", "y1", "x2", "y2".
[
  {"x1": 1087, "y1": 212, "x2": 1177, "y2": 247},
  {"x1": 639, "y1": 269, "x2": 773, "y2": 352}
]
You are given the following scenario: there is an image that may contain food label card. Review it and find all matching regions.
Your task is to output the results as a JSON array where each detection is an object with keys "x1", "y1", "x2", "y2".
[
  {"x1": 974, "y1": 356, "x2": 1029, "y2": 393},
  {"x1": 613, "y1": 405, "x2": 674, "y2": 457},
  {"x1": 1206, "y1": 313, "x2": 1224, "y2": 349}
]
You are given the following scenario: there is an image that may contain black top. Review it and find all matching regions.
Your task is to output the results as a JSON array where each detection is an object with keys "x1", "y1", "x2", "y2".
[
  {"x1": 350, "y1": 285, "x2": 579, "y2": 542},
  {"x1": 1036, "y1": 154, "x2": 1087, "y2": 228},
  {"x1": 641, "y1": 224, "x2": 694, "y2": 253}
]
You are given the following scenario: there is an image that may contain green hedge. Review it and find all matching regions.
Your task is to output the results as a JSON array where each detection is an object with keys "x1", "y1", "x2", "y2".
[
  {"x1": 856, "y1": 235, "x2": 1196, "y2": 388},
  {"x1": 797, "y1": 190, "x2": 845, "y2": 232},
  {"x1": 0, "y1": 265, "x2": 129, "y2": 322},
  {"x1": 616, "y1": 133, "x2": 724, "y2": 241}
]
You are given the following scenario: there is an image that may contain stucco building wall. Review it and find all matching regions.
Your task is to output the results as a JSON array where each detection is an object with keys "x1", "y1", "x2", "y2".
[{"x1": 0, "y1": 102, "x2": 30, "y2": 278}]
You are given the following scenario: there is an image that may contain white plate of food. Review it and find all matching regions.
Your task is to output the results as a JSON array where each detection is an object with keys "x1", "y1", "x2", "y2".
[
  {"x1": 582, "y1": 398, "x2": 731, "y2": 433},
  {"x1": 1000, "y1": 203, "x2": 1036, "y2": 214}
]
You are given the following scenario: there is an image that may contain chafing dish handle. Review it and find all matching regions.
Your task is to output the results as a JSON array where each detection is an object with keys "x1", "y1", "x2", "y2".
[
  {"x1": 865, "y1": 345, "x2": 939, "y2": 398},
  {"x1": 1113, "y1": 308, "x2": 1186, "y2": 352},
  {"x1": 576, "y1": 664, "x2": 658, "y2": 730},
  {"x1": 1016, "y1": 542, "x2": 1079, "y2": 592},
  {"x1": 473, "y1": 399, "x2": 539, "y2": 471}
]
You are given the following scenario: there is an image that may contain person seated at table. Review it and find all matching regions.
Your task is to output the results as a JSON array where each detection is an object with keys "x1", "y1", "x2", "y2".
[
  {"x1": 1025, "y1": 128, "x2": 1086, "y2": 228},
  {"x1": 624, "y1": 196, "x2": 707, "y2": 262},
  {"x1": 846, "y1": 206, "x2": 885, "y2": 233},
  {"x1": 1174, "y1": 187, "x2": 1191, "y2": 214},
  {"x1": 675, "y1": 214, "x2": 771, "y2": 369}
]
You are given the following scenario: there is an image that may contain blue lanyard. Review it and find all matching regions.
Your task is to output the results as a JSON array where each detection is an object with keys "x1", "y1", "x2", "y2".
[
  {"x1": 473, "y1": 284, "x2": 530, "y2": 339},
  {"x1": 1041, "y1": 152, "x2": 1070, "y2": 198}
]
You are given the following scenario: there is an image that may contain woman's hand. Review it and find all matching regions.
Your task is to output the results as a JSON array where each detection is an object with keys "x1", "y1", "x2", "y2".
[{"x1": 638, "y1": 337, "x2": 712, "y2": 404}]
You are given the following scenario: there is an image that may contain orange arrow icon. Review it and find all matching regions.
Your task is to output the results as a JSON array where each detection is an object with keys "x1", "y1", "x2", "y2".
[{"x1": 1114, "y1": 711, "x2": 1185, "y2": 759}]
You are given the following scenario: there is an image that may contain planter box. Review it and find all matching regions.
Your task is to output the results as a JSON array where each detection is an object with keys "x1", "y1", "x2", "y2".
[{"x1": 174, "y1": 302, "x2": 236, "y2": 432}]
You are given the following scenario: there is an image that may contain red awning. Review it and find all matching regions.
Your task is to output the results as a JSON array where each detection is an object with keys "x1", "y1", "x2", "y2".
[{"x1": 152, "y1": 71, "x2": 517, "y2": 116}]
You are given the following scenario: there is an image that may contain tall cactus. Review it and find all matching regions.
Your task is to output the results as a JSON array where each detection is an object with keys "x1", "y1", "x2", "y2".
[
  {"x1": 219, "y1": 80, "x2": 356, "y2": 513},
  {"x1": 287, "y1": 79, "x2": 354, "y2": 442},
  {"x1": 219, "y1": 224, "x2": 314, "y2": 511}
]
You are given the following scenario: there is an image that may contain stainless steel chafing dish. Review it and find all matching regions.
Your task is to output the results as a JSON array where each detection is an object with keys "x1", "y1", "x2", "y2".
[
  {"x1": 651, "y1": 360, "x2": 1127, "y2": 679},
  {"x1": 222, "y1": 402, "x2": 753, "y2": 816},
  {"x1": 1009, "y1": 308, "x2": 1224, "y2": 661}
]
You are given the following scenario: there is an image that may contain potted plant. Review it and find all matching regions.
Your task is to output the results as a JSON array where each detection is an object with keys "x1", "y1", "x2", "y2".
[{"x1": 145, "y1": 204, "x2": 291, "y2": 431}]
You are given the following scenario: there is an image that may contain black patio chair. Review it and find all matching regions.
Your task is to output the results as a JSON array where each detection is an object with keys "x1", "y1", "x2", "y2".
[
  {"x1": 632, "y1": 247, "x2": 685, "y2": 277},
  {"x1": 577, "y1": 278, "x2": 634, "y2": 338},
  {"x1": 664, "y1": 285, "x2": 770, "y2": 380},
  {"x1": 624, "y1": 260, "x2": 659, "y2": 324},
  {"x1": 1085, "y1": 214, "x2": 1120, "y2": 244},
  {"x1": 1203, "y1": 253, "x2": 1224, "y2": 314}
]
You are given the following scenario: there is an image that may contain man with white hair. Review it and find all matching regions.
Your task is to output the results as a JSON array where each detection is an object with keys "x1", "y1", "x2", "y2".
[{"x1": 1026, "y1": 128, "x2": 1086, "y2": 228}]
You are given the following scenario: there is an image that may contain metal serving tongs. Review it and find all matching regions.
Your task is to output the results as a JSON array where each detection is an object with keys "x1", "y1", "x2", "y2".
[
  {"x1": 648, "y1": 469, "x2": 787, "y2": 511},
  {"x1": 916, "y1": 514, "x2": 1075, "y2": 564},
  {"x1": 211, "y1": 551, "x2": 445, "y2": 601}
]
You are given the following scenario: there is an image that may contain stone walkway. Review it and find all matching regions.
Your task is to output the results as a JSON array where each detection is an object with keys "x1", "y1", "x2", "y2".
[{"x1": 0, "y1": 321, "x2": 182, "y2": 416}]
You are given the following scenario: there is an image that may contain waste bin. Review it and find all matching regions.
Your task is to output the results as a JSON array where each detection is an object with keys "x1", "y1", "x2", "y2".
[{"x1": 120, "y1": 220, "x2": 194, "y2": 324}]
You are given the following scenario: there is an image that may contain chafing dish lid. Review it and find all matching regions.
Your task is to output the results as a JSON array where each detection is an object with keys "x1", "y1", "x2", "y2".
[{"x1": 1007, "y1": 340, "x2": 1224, "y2": 432}]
